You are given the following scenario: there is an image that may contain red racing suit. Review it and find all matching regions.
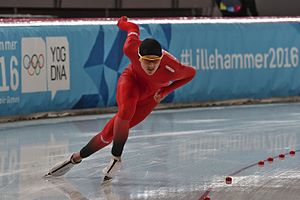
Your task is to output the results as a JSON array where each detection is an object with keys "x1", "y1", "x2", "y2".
[{"x1": 80, "y1": 17, "x2": 196, "y2": 158}]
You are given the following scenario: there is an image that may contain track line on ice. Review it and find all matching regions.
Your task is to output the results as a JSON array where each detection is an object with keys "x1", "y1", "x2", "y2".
[{"x1": 198, "y1": 149, "x2": 300, "y2": 200}]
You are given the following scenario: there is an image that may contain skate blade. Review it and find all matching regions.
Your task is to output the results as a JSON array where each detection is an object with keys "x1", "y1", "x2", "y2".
[
  {"x1": 44, "y1": 160, "x2": 74, "y2": 178},
  {"x1": 101, "y1": 176, "x2": 113, "y2": 185},
  {"x1": 43, "y1": 173, "x2": 52, "y2": 178}
]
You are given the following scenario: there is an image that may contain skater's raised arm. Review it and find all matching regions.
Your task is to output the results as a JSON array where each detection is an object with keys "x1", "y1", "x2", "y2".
[{"x1": 117, "y1": 16, "x2": 141, "y2": 61}]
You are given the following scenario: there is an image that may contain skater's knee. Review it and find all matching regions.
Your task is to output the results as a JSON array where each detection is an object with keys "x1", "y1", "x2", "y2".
[{"x1": 101, "y1": 132, "x2": 113, "y2": 144}]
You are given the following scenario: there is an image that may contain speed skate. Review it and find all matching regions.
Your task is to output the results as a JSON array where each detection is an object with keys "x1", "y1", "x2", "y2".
[
  {"x1": 102, "y1": 156, "x2": 122, "y2": 183},
  {"x1": 44, "y1": 154, "x2": 81, "y2": 177}
]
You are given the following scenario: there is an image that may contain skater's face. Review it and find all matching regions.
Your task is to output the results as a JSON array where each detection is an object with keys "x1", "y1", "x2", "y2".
[{"x1": 139, "y1": 55, "x2": 162, "y2": 75}]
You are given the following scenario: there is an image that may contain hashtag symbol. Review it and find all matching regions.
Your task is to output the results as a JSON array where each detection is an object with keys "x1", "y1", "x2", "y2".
[{"x1": 181, "y1": 49, "x2": 193, "y2": 66}]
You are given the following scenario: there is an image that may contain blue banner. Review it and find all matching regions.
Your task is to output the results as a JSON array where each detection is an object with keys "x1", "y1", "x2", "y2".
[
  {"x1": 170, "y1": 22, "x2": 300, "y2": 102},
  {"x1": 0, "y1": 19, "x2": 299, "y2": 117}
]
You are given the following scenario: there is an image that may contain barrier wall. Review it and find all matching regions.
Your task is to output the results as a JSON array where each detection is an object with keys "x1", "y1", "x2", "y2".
[{"x1": 0, "y1": 18, "x2": 300, "y2": 117}]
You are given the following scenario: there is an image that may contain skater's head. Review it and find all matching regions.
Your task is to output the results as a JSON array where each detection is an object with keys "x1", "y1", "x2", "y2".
[{"x1": 138, "y1": 38, "x2": 162, "y2": 75}]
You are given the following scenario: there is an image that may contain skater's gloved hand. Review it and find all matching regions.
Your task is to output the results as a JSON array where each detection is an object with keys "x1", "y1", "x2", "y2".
[
  {"x1": 117, "y1": 16, "x2": 128, "y2": 29},
  {"x1": 154, "y1": 89, "x2": 167, "y2": 103},
  {"x1": 117, "y1": 16, "x2": 139, "y2": 33}
]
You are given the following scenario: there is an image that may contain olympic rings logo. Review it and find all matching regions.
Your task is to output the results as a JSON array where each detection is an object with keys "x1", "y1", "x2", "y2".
[{"x1": 23, "y1": 54, "x2": 45, "y2": 76}]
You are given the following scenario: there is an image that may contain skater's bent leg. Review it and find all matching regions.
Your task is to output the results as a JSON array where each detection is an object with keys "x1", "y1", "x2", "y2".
[
  {"x1": 110, "y1": 101, "x2": 135, "y2": 157},
  {"x1": 111, "y1": 116, "x2": 130, "y2": 157},
  {"x1": 110, "y1": 76, "x2": 139, "y2": 157},
  {"x1": 78, "y1": 116, "x2": 116, "y2": 159},
  {"x1": 110, "y1": 98, "x2": 157, "y2": 157}
]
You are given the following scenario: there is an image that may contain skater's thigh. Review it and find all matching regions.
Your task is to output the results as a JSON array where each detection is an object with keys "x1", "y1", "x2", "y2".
[
  {"x1": 116, "y1": 74, "x2": 139, "y2": 120},
  {"x1": 129, "y1": 97, "x2": 158, "y2": 128}
]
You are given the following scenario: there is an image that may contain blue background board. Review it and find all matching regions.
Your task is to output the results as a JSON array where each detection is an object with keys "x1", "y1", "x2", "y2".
[
  {"x1": 0, "y1": 20, "x2": 299, "y2": 117},
  {"x1": 169, "y1": 22, "x2": 300, "y2": 102}
]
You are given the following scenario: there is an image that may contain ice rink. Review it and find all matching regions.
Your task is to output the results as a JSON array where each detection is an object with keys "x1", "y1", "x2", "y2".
[{"x1": 1, "y1": 103, "x2": 300, "y2": 200}]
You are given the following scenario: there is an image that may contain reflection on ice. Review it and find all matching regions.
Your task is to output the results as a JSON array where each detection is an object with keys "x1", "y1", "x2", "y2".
[{"x1": 1, "y1": 103, "x2": 300, "y2": 199}]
